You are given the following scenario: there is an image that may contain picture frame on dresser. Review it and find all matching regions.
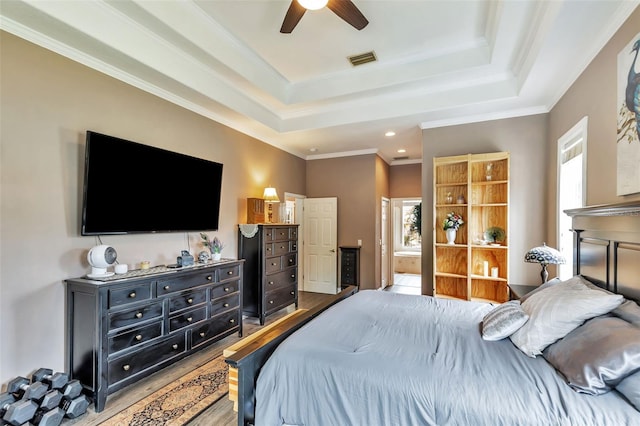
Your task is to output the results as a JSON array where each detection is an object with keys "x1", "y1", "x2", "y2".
[{"x1": 65, "y1": 260, "x2": 243, "y2": 412}]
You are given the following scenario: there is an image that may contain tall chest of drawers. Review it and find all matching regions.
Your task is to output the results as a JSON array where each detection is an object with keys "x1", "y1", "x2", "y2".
[
  {"x1": 65, "y1": 260, "x2": 243, "y2": 412},
  {"x1": 238, "y1": 224, "x2": 299, "y2": 325}
]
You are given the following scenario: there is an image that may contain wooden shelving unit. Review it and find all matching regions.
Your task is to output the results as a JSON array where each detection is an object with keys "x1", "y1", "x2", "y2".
[{"x1": 433, "y1": 152, "x2": 510, "y2": 303}]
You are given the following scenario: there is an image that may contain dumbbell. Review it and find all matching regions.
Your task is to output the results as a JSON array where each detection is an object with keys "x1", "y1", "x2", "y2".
[
  {"x1": 0, "y1": 393, "x2": 38, "y2": 426},
  {"x1": 31, "y1": 369, "x2": 68, "y2": 390},
  {"x1": 7, "y1": 377, "x2": 47, "y2": 401},
  {"x1": 37, "y1": 390, "x2": 62, "y2": 411},
  {"x1": 31, "y1": 407, "x2": 64, "y2": 426},
  {"x1": 59, "y1": 379, "x2": 82, "y2": 400},
  {"x1": 60, "y1": 394, "x2": 89, "y2": 419}
]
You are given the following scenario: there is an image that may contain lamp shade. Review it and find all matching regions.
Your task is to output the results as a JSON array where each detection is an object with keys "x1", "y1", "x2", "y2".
[
  {"x1": 524, "y1": 243, "x2": 565, "y2": 265},
  {"x1": 263, "y1": 187, "x2": 280, "y2": 203}
]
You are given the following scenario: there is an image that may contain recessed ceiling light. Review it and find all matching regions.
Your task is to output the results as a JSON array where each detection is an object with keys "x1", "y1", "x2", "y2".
[
  {"x1": 309, "y1": 147, "x2": 318, "y2": 152},
  {"x1": 397, "y1": 149, "x2": 406, "y2": 153},
  {"x1": 385, "y1": 131, "x2": 396, "y2": 137}
]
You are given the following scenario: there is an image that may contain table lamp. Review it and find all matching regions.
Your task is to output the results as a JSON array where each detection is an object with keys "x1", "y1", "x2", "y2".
[
  {"x1": 524, "y1": 243, "x2": 565, "y2": 283},
  {"x1": 263, "y1": 187, "x2": 280, "y2": 223}
]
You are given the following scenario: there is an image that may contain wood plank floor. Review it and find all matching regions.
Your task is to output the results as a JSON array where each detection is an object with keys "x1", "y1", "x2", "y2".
[{"x1": 67, "y1": 291, "x2": 336, "y2": 426}]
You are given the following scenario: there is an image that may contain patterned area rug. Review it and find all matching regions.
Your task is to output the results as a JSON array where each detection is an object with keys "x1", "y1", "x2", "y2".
[{"x1": 102, "y1": 356, "x2": 228, "y2": 426}]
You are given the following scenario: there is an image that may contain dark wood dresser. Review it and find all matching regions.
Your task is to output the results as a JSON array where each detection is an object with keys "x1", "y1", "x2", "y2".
[
  {"x1": 65, "y1": 260, "x2": 243, "y2": 412},
  {"x1": 238, "y1": 224, "x2": 299, "y2": 325},
  {"x1": 340, "y1": 246, "x2": 360, "y2": 288}
]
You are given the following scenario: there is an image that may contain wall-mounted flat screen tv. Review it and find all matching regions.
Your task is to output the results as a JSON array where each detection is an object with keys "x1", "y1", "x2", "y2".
[{"x1": 81, "y1": 131, "x2": 223, "y2": 235}]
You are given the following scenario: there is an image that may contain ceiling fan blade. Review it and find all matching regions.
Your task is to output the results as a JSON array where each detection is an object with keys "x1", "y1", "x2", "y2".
[
  {"x1": 280, "y1": 1, "x2": 307, "y2": 33},
  {"x1": 327, "y1": 0, "x2": 369, "y2": 30}
]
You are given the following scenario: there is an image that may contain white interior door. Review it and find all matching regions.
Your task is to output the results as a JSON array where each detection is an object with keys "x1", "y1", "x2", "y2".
[{"x1": 303, "y1": 197, "x2": 338, "y2": 294}]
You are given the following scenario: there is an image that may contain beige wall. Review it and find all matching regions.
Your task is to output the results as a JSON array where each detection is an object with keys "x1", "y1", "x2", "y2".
[
  {"x1": 548, "y1": 8, "x2": 640, "y2": 238},
  {"x1": 0, "y1": 32, "x2": 305, "y2": 382},
  {"x1": 390, "y1": 163, "x2": 421, "y2": 198},
  {"x1": 422, "y1": 114, "x2": 549, "y2": 295},
  {"x1": 306, "y1": 154, "x2": 382, "y2": 289}
]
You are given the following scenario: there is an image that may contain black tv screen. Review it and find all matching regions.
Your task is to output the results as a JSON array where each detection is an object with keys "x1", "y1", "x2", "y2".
[{"x1": 81, "y1": 131, "x2": 223, "y2": 235}]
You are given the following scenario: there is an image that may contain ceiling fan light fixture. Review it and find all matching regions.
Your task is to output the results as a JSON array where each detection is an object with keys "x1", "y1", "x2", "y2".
[{"x1": 297, "y1": 0, "x2": 328, "y2": 10}]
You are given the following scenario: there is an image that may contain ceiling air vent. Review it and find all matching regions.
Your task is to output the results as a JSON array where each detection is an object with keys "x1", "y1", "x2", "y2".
[
  {"x1": 393, "y1": 156, "x2": 409, "y2": 161},
  {"x1": 348, "y1": 51, "x2": 377, "y2": 67}
]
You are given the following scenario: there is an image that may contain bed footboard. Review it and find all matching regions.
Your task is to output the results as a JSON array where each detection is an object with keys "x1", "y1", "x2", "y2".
[{"x1": 224, "y1": 286, "x2": 357, "y2": 426}]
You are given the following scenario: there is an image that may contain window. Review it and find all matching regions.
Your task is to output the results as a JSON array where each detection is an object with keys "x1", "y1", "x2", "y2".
[
  {"x1": 557, "y1": 117, "x2": 588, "y2": 280},
  {"x1": 393, "y1": 199, "x2": 421, "y2": 251}
]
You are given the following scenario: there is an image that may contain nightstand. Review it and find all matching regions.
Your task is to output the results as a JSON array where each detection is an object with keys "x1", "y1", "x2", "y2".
[{"x1": 508, "y1": 284, "x2": 539, "y2": 300}]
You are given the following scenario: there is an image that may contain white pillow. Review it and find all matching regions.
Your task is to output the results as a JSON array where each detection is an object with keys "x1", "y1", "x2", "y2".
[
  {"x1": 509, "y1": 276, "x2": 624, "y2": 357},
  {"x1": 482, "y1": 301, "x2": 529, "y2": 341}
]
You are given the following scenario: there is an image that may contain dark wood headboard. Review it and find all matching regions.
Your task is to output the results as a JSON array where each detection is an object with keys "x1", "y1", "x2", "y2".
[{"x1": 566, "y1": 201, "x2": 640, "y2": 301}]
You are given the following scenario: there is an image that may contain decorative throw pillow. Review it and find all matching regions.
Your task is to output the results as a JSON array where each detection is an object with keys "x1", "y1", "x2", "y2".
[
  {"x1": 519, "y1": 277, "x2": 561, "y2": 303},
  {"x1": 509, "y1": 276, "x2": 624, "y2": 357},
  {"x1": 482, "y1": 300, "x2": 529, "y2": 341},
  {"x1": 543, "y1": 316, "x2": 640, "y2": 394},
  {"x1": 617, "y1": 370, "x2": 640, "y2": 411}
]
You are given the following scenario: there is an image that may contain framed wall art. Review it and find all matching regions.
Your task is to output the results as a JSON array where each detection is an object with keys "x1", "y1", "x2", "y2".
[{"x1": 617, "y1": 31, "x2": 640, "y2": 196}]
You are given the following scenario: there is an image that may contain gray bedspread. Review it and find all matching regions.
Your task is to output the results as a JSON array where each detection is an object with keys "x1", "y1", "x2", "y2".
[{"x1": 255, "y1": 290, "x2": 640, "y2": 425}]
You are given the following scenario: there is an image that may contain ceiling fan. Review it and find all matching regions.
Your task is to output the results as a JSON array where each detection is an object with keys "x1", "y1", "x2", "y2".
[{"x1": 281, "y1": 0, "x2": 369, "y2": 34}]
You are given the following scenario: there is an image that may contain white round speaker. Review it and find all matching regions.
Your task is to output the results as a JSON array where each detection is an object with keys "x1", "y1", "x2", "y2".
[{"x1": 87, "y1": 245, "x2": 117, "y2": 277}]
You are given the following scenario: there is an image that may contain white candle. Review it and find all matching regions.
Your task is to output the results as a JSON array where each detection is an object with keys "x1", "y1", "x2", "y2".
[
  {"x1": 491, "y1": 267, "x2": 499, "y2": 278},
  {"x1": 483, "y1": 261, "x2": 489, "y2": 277}
]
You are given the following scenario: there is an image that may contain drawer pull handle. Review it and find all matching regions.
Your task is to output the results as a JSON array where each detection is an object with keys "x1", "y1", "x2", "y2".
[
  {"x1": 289, "y1": 259, "x2": 294, "y2": 263},
  {"x1": 280, "y1": 246, "x2": 285, "y2": 249},
  {"x1": 271, "y1": 262, "x2": 277, "y2": 266},
  {"x1": 267, "y1": 248, "x2": 271, "y2": 251},
  {"x1": 291, "y1": 274, "x2": 295, "y2": 278},
  {"x1": 230, "y1": 319, "x2": 236, "y2": 323},
  {"x1": 291, "y1": 291, "x2": 295, "y2": 295},
  {"x1": 269, "y1": 300, "x2": 274, "y2": 304},
  {"x1": 172, "y1": 344, "x2": 178, "y2": 350},
  {"x1": 199, "y1": 332, "x2": 206, "y2": 337},
  {"x1": 135, "y1": 334, "x2": 142, "y2": 341},
  {"x1": 224, "y1": 287, "x2": 230, "y2": 292},
  {"x1": 164, "y1": 285, "x2": 170, "y2": 290},
  {"x1": 187, "y1": 298, "x2": 193, "y2": 304},
  {"x1": 223, "y1": 303, "x2": 229, "y2": 307},
  {"x1": 129, "y1": 292, "x2": 136, "y2": 298},
  {"x1": 207, "y1": 275, "x2": 212, "y2": 281},
  {"x1": 269, "y1": 281, "x2": 274, "y2": 285},
  {"x1": 135, "y1": 312, "x2": 143, "y2": 319},
  {"x1": 187, "y1": 317, "x2": 193, "y2": 322},
  {"x1": 123, "y1": 365, "x2": 130, "y2": 371},
  {"x1": 227, "y1": 271, "x2": 234, "y2": 275}
]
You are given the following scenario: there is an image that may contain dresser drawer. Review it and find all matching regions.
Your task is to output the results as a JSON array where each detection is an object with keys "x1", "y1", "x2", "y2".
[
  {"x1": 265, "y1": 256, "x2": 282, "y2": 274},
  {"x1": 272, "y1": 227, "x2": 291, "y2": 242},
  {"x1": 272, "y1": 241, "x2": 289, "y2": 256},
  {"x1": 169, "y1": 306, "x2": 207, "y2": 332},
  {"x1": 264, "y1": 243, "x2": 274, "y2": 257},
  {"x1": 191, "y1": 310, "x2": 239, "y2": 348},
  {"x1": 156, "y1": 271, "x2": 215, "y2": 296},
  {"x1": 108, "y1": 333, "x2": 185, "y2": 385},
  {"x1": 283, "y1": 253, "x2": 297, "y2": 268},
  {"x1": 218, "y1": 264, "x2": 240, "y2": 282},
  {"x1": 108, "y1": 302, "x2": 163, "y2": 331},
  {"x1": 108, "y1": 321, "x2": 162, "y2": 354},
  {"x1": 108, "y1": 283, "x2": 152, "y2": 308},
  {"x1": 211, "y1": 293, "x2": 239, "y2": 314},
  {"x1": 169, "y1": 289, "x2": 207, "y2": 313},
  {"x1": 265, "y1": 269, "x2": 297, "y2": 291},
  {"x1": 211, "y1": 280, "x2": 239, "y2": 300},
  {"x1": 265, "y1": 284, "x2": 296, "y2": 314},
  {"x1": 290, "y1": 227, "x2": 298, "y2": 240}
]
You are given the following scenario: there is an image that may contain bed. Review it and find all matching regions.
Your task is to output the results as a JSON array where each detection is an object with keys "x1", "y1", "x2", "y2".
[{"x1": 225, "y1": 202, "x2": 640, "y2": 425}]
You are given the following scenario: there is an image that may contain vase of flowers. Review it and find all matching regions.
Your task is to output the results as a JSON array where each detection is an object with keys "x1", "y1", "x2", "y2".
[
  {"x1": 443, "y1": 212, "x2": 464, "y2": 244},
  {"x1": 200, "y1": 233, "x2": 224, "y2": 260}
]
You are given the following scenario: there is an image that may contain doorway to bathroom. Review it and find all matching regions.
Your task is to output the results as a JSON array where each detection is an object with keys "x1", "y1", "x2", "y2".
[{"x1": 388, "y1": 198, "x2": 422, "y2": 295}]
